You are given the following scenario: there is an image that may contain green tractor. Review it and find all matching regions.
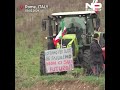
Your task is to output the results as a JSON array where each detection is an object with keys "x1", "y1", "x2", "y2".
[{"x1": 40, "y1": 11, "x2": 105, "y2": 75}]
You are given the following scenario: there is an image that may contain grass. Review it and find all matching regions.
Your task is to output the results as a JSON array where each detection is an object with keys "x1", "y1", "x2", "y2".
[
  {"x1": 15, "y1": 29, "x2": 42, "y2": 89},
  {"x1": 39, "y1": 73, "x2": 105, "y2": 84}
]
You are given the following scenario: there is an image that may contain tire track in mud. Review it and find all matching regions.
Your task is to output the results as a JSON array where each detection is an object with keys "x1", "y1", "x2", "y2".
[{"x1": 22, "y1": 80, "x2": 101, "y2": 90}]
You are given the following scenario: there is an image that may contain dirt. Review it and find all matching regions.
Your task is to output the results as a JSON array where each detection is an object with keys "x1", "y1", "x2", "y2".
[{"x1": 22, "y1": 80, "x2": 101, "y2": 90}]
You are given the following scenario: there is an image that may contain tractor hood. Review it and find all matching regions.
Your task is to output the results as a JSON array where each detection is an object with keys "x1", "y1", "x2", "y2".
[
  {"x1": 62, "y1": 34, "x2": 76, "y2": 47},
  {"x1": 56, "y1": 34, "x2": 76, "y2": 48},
  {"x1": 56, "y1": 34, "x2": 78, "y2": 58},
  {"x1": 62, "y1": 34, "x2": 76, "y2": 40}
]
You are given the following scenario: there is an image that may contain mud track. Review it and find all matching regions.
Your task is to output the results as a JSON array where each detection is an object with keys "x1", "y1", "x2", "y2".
[{"x1": 22, "y1": 80, "x2": 101, "y2": 90}]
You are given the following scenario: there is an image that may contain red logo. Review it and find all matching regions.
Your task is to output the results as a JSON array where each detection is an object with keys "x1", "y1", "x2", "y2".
[{"x1": 19, "y1": 4, "x2": 24, "y2": 10}]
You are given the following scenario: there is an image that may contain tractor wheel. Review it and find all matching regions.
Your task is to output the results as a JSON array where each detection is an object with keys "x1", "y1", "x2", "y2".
[
  {"x1": 78, "y1": 49, "x2": 83, "y2": 63},
  {"x1": 75, "y1": 49, "x2": 83, "y2": 68},
  {"x1": 40, "y1": 51, "x2": 47, "y2": 75},
  {"x1": 82, "y1": 49, "x2": 93, "y2": 75}
]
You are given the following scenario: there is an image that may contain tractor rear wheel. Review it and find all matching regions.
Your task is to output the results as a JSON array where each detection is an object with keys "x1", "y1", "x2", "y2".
[
  {"x1": 82, "y1": 49, "x2": 93, "y2": 75},
  {"x1": 40, "y1": 51, "x2": 47, "y2": 75}
]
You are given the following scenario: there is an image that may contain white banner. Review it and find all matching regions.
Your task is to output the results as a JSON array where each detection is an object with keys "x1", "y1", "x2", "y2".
[{"x1": 45, "y1": 48, "x2": 74, "y2": 73}]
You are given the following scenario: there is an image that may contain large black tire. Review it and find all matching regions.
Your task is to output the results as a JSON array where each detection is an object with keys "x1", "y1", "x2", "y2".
[
  {"x1": 75, "y1": 49, "x2": 83, "y2": 68},
  {"x1": 78, "y1": 49, "x2": 84, "y2": 63},
  {"x1": 40, "y1": 51, "x2": 47, "y2": 75},
  {"x1": 82, "y1": 49, "x2": 93, "y2": 75}
]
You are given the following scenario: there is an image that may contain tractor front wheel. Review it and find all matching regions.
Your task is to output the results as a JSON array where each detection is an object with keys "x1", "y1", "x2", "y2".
[{"x1": 40, "y1": 51, "x2": 47, "y2": 75}]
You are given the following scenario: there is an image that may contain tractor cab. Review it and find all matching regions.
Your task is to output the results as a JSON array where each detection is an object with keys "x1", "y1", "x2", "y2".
[{"x1": 51, "y1": 11, "x2": 100, "y2": 46}]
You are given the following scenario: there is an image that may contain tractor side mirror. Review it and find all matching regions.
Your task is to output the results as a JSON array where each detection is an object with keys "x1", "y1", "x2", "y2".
[{"x1": 42, "y1": 19, "x2": 47, "y2": 31}]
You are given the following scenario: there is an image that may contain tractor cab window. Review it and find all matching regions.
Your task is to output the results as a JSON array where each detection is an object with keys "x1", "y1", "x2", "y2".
[
  {"x1": 58, "y1": 16, "x2": 86, "y2": 31},
  {"x1": 58, "y1": 16, "x2": 86, "y2": 45}
]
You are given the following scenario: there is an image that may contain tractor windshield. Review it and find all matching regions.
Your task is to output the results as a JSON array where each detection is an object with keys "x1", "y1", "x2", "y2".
[
  {"x1": 58, "y1": 16, "x2": 86, "y2": 45},
  {"x1": 58, "y1": 16, "x2": 86, "y2": 32}
]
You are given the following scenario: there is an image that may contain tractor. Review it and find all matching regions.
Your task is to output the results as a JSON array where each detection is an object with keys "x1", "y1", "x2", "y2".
[{"x1": 40, "y1": 11, "x2": 105, "y2": 75}]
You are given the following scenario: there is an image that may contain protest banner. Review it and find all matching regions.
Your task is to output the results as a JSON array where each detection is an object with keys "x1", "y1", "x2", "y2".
[{"x1": 45, "y1": 48, "x2": 74, "y2": 73}]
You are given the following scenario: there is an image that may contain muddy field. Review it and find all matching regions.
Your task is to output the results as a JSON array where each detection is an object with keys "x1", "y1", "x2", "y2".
[{"x1": 22, "y1": 80, "x2": 103, "y2": 90}]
